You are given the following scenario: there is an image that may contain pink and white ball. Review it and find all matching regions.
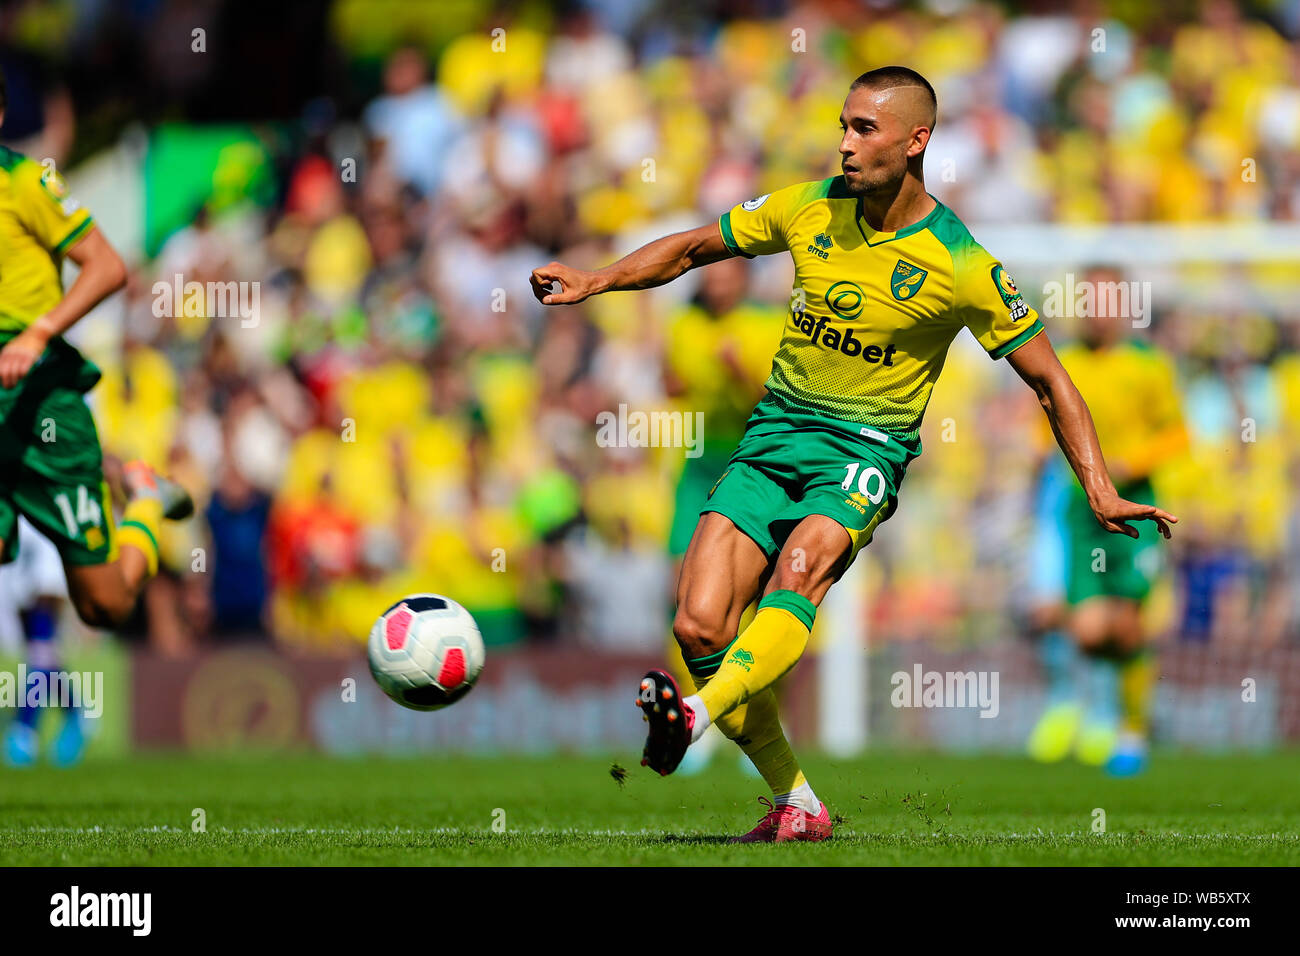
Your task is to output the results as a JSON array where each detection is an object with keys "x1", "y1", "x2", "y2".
[{"x1": 367, "y1": 595, "x2": 485, "y2": 710}]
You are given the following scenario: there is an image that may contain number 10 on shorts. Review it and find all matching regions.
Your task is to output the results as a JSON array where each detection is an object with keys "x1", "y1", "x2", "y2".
[
  {"x1": 54, "y1": 485, "x2": 104, "y2": 538},
  {"x1": 840, "y1": 462, "x2": 887, "y2": 503}
]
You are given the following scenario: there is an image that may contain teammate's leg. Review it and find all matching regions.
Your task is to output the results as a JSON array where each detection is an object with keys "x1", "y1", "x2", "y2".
[
  {"x1": 1026, "y1": 602, "x2": 1083, "y2": 762},
  {"x1": 1106, "y1": 600, "x2": 1154, "y2": 776},
  {"x1": 1, "y1": 521, "x2": 71, "y2": 766},
  {"x1": 7, "y1": 378, "x2": 193, "y2": 631},
  {"x1": 60, "y1": 460, "x2": 192, "y2": 629},
  {"x1": 1070, "y1": 596, "x2": 1121, "y2": 765},
  {"x1": 1025, "y1": 459, "x2": 1082, "y2": 762},
  {"x1": 2, "y1": 599, "x2": 58, "y2": 766}
]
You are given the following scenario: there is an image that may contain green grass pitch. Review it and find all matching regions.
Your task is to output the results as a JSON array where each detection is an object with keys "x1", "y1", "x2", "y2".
[{"x1": 2, "y1": 750, "x2": 1297, "y2": 865}]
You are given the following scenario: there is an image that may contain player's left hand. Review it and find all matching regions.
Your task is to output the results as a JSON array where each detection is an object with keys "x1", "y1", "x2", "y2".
[
  {"x1": 0, "y1": 325, "x2": 51, "y2": 388},
  {"x1": 1091, "y1": 494, "x2": 1178, "y2": 540}
]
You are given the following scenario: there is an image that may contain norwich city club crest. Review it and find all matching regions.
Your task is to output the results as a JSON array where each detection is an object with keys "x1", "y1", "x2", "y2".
[{"x1": 891, "y1": 259, "x2": 928, "y2": 301}]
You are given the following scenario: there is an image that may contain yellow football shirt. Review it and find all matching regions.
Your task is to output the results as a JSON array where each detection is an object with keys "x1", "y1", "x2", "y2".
[
  {"x1": 0, "y1": 146, "x2": 95, "y2": 332},
  {"x1": 1055, "y1": 340, "x2": 1188, "y2": 482},
  {"x1": 719, "y1": 176, "x2": 1043, "y2": 444}
]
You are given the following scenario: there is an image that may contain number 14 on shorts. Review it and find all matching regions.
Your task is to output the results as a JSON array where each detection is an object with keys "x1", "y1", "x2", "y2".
[{"x1": 54, "y1": 484, "x2": 104, "y2": 538}]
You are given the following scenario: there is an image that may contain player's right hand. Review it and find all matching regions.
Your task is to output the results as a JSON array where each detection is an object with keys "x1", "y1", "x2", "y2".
[
  {"x1": 1090, "y1": 493, "x2": 1178, "y2": 540},
  {"x1": 0, "y1": 325, "x2": 50, "y2": 389},
  {"x1": 530, "y1": 261, "x2": 599, "y2": 305}
]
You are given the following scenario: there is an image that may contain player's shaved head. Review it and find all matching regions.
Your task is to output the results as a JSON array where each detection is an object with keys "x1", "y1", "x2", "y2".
[
  {"x1": 838, "y1": 66, "x2": 937, "y2": 198},
  {"x1": 849, "y1": 66, "x2": 937, "y2": 130}
]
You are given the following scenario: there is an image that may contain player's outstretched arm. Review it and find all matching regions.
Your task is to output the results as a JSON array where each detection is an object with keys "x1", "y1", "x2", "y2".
[
  {"x1": 0, "y1": 226, "x2": 127, "y2": 387},
  {"x1": 530, "y1": 223, "x2": 734, "y2": 305},
  {"x1": 1007, "y1": 332, "x2": 1178, "y2": 540}
]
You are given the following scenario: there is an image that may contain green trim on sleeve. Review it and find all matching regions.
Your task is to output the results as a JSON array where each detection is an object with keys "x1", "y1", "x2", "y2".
[
  {"x1": 989, "y1": 318, "x2": 1045, "y2": 360},
  {"x1": 718, "y1": 213, "x2": 753, "y2": 259},
  {"x1": 52, "y1": 216, "x2": 94, "y2": 255}
]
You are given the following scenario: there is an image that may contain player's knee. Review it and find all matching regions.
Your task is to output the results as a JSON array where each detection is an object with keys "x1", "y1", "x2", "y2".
[
  {"x1": 1070, "y1": 601, "x2": 1110, "y2": 649},
  {"x1": 1113, "y1": 624, "x2": 1144, "y2": 655},
  {"x1": 1072, "y1": 623, "x2": 1107, "y2": 652},
  {"x1": 672, "y1": 603, "x2": 730, "y2": 658}
]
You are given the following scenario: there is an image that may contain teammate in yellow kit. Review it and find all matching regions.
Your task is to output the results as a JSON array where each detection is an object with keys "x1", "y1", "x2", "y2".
[
  {"x1": 1027, "y1": 266, "x2": 1188, "y2": 775},
  {"x1": 0, "y1": 72, "x2": 192, "y2": 636},
  {"x1": 531, "y1": 67, "x2": 1177, "y2": 841}
]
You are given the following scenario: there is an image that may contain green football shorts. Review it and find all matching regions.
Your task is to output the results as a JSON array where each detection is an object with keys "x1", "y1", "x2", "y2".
[
  {"x1": 669, "y1": 444, "x2": 735, "y2": 558},
  {"x1": 0, "y1": 331, "x2": 114, "y2": 566},
  {"x1": 700, "y1": 392, "x2": 918, "y2": 567},
  {"x1": 1064, "y1": 477, "x2": 1162, "y2": 604}
]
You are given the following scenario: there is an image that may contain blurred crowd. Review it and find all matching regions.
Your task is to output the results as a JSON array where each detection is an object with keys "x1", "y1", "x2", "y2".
[{"x1": 4, "y1": 0, "x2": 1300, "y2": 655}]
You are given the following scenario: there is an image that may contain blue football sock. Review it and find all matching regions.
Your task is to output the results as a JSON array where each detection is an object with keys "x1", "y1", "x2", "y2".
[
  {"x1": 1040, "y1": 629, "x2": 1078, "y2": 706},
  {"x1": 17, "y1": 605, "x2": 59, "y2": 731},
  {"x1": 1083, "y1": 655, "x2": 1120, "y2": 725}
]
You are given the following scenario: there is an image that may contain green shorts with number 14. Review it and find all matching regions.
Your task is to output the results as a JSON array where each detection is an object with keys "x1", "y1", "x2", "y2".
[
  {"x1": 0, "y1": 332, "x2": 114, "y2": 566},
  {"x1": 701, "y1": 391, "x2": 919, "y2": 567}
]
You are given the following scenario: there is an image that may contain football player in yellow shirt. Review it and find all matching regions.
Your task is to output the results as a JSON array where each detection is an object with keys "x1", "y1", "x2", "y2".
[
  {"x1": 531, "y1": 66, "x2": 1176, "y2": 842},
  {"x1": 1026, "y1": 267, "x2": 1188, "y2": 776},
  {"x1": 0, "y1": 76, "x2": 192, "y2": 643}
]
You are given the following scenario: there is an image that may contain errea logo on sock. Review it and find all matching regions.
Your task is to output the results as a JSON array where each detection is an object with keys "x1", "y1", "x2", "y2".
[
  {"x1": 727, "y1": 648, "x2": 754, "y2": 672},
  {"x1": 50, "y1": 886, "x2": 151, "y2": 936}
]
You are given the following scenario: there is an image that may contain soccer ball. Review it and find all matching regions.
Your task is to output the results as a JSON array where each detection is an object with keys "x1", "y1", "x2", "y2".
[{"x1": 367, "y1": 594, "x2": 485, "y2": 711}]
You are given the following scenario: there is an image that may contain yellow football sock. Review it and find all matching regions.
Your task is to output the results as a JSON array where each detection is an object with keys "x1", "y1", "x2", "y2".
[
  {"x1": 696, "y1": 590, "x2": 815, "y2": 725},
  {"x1": 719, "y1": 686, "x2": 806, "y2": 795},
  {"x1": 687, "y1": 661, "x2": 807, "y2": 796},
  {"x1": 1118, "y1": 649, "x2": 1156, "y2": 735},
  {"x1": 118, "y1": 498, "x2": 163, "y2": 578}
]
